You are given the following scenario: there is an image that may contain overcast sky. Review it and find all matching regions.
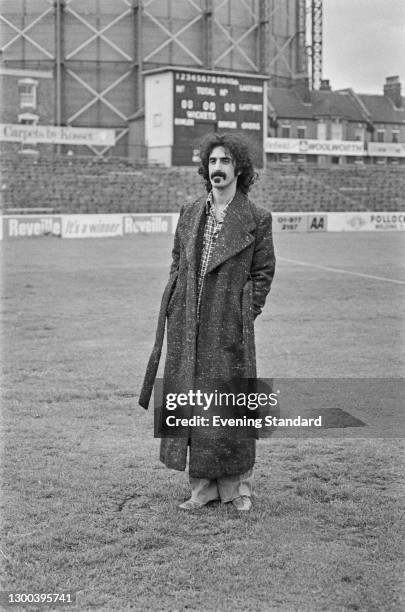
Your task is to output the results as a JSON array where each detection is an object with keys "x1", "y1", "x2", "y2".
[{"x1": 323, "y1": 0, "x2": 405, "y2": 93}]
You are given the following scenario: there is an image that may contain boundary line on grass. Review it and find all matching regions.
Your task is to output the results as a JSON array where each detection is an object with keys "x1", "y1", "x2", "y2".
[{"x1": 278, "y1": 257, "x2": 405, "y2": 286}]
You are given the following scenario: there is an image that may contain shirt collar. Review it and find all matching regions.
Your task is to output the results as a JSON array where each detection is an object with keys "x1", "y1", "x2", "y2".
[
  {"x1": 205, "y1": 190, "x2": 235, "y2": 215},
  {"x1": 205, "y1": 190, "x2": 214, "y2": 213}
]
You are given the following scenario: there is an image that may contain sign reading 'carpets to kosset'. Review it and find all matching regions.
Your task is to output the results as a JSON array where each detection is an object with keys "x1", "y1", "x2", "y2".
[{"x1": 0, "y1": 124, "x2": 115, "y2": 147}]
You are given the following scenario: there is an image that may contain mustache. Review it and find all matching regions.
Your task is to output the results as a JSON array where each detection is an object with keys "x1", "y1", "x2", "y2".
[{"x1": 210, "y1": 171, "x2": 226, "y2": 180}]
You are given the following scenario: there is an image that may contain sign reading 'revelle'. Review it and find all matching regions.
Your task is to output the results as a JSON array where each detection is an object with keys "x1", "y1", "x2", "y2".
[
  {"x1": 123, "y1": 215, "x2": 173, "y2": 235},
  {"x1": 2, "y1": 216, "x2": 62, "y2": 239},
  {"x1": 0, "y1": 124, "x2": 115, "y2": 146}
]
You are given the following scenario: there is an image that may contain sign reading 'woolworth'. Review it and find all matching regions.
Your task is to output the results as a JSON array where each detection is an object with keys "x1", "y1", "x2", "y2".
[
  {"x1": 265, "y1": 137, "x2": 365, "y2": 156},
  {"x1": 0, "y1": 124, "x2": 115, "y2": 147}
]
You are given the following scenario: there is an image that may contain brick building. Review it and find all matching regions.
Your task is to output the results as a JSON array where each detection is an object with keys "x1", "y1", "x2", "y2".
[
  {"x1": 0, "y1": 66, "x2": 54, "y2": 154},
  {"x1": 266, "y1": 76, "x2": 405, "y2": 165}
]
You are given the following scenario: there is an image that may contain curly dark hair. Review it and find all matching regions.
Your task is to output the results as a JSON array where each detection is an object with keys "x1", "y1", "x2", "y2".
[{"x1": 198, "y1": 132, "x2": 258, "y2": 194}]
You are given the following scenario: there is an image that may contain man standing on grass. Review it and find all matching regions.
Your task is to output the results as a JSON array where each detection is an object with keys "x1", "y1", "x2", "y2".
[{"x1": 139, "y1": 132, "x2": 275, "y2": 511}]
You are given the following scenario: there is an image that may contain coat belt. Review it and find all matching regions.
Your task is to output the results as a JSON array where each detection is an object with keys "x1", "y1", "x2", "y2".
[
  {"x1": 242, "y1": 278, "x2": 256, "y2": 377},
  {"x1": 138, "y1": 273, "x2": 177, "y2": 409}
]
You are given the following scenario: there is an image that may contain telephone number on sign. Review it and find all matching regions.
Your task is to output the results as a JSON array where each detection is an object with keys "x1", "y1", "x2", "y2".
[{"x1": 2, "y1": 592, "x2": 75, "y2": 605}]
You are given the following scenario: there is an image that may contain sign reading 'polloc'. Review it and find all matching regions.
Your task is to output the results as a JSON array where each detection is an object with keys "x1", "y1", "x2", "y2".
[{"x1": 328, "y1": 212, "x2": 405, "y2": 231}]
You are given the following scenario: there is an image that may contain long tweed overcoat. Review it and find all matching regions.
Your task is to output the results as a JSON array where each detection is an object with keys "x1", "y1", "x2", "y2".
[{"x1": 139, "y1": 189, "x2": 276, "y2": 478}]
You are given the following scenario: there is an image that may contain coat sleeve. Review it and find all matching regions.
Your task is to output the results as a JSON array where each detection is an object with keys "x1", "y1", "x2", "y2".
[
  {"x1": 250, "y1": 211, "x2": 276, "y2": 318},
  {"x1": 169, "y1": 205, "x2": 184, "y2": 276}
]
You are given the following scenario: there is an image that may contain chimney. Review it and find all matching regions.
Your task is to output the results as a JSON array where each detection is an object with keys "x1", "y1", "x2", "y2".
[
  {"x1": 293, "y1": 76, "x2": 311, "y2": 103},
  {"x1": 384, "y1": 76, "x2": 402, "y2": 109},
  {"x1": 320, "y1": 79, "x2": 331, "y2": 91}
]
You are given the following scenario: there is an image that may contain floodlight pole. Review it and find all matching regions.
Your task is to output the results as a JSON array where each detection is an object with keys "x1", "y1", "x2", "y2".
[{"x1": 55, "y1": 0, "x2": 64, "y2": 154}]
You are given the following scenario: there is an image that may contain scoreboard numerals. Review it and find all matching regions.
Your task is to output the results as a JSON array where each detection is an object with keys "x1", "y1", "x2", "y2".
[
  {"x1": 202, "y1": 101, "x2": 216, "y2": 111},
  {"x1": 224, "y1": 102, "x2": 236, "y2": 113},
  {"x1": 181, "y1": 99, "x2": 194, "y2": 110}
]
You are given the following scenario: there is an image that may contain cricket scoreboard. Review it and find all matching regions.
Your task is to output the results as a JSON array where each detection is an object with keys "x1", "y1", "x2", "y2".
[{"x1": 143, "y1": 67, "x2": 268, "y2": 167}]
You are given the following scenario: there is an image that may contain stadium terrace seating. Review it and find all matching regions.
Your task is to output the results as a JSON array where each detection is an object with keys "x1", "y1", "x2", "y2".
[{"x1": 1, "y1": 154, "x2": 404, "y2": 214}]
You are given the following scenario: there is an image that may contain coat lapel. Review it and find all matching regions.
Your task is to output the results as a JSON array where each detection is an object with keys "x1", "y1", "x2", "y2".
[
  {"x1": 205, "y1": 190, "x2": 255, "y2": 274},
  {"x1": 185, "y1": 197, "x2": 206, "y2": 270}
]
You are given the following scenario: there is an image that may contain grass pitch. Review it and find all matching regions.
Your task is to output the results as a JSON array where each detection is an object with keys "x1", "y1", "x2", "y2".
[{"x1": 1, "y1": 232, "x2": 404, "y2": 611}]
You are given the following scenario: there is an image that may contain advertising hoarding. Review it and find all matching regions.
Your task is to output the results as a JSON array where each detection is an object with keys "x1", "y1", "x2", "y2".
[
  {"x1": 327, "y1": 212, "x2": 405, "y2": 231},
  {"x1": 123, "y1": 214, "x2": 175, "y2": 235},
  {"x1": 272, "y1": 214, "x2": 308, "y2": 232},
  {"x1": 368, "y1": 142, "x2": 405, "y2": 157},
  {"x1": 62, "y1": 215, "x2": 123, "y2": 238},
  {"x1": 307, "y1": 215, "x2": 327, "y2": 231},
  {"x1": 265, "y1": 137, "x2": 365, "y2": 156},
  {"x1": 0, "y1": 124, "x2": 115, "y2": 147},
  {"x1": 2, "y1": 215, "x2": 62, "y2": 239},
  {"x1": 2, "y1": 212, "x2": 403, "y2": 240}
]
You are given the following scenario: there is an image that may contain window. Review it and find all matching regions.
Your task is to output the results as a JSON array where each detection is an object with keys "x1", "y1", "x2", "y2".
[
  {"x1": 18, "y1": 112, "x2": 39, "y2": 125},
  {"x1": 18, "y1": 78, "x2": 38, "y2": 110},
  {"x1": 331, "y1": 120, "x2": 343, "y2": 140},
  {"x1": 317, "y1": 121, "x2": 326, "y2": 140},
  {"x1": 297, "y1": 126, "x2": 306, "y2": 139},
  {"x1": 392, "y1": 131, "x2": 399, "y2": 143},
  {"x1": 281, "y1": 125, "x2": 290, "y2": 138},
  {"x1": 376, "y1": 130, "x2": 385, "y2": 143},
  {"x1": 354, "y1": 126, "x2": 364, "y2": 141}
]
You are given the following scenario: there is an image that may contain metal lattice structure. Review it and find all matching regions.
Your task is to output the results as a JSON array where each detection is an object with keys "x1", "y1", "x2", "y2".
[
  {"x1": 307, "y1": 0, "x2": 323, "y2": 90},
  {"x1": 0, "y1": 0, "x2": 322, "y2": 156}
]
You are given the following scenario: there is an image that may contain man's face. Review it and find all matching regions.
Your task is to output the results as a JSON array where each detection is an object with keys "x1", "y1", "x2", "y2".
[{"x1": 208, "y1": 146, "x2": 239, "y2": 190}]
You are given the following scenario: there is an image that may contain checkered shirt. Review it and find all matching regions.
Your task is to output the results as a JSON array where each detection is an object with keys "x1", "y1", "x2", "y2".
[{"x1": 196, "y1": 191, "x2": 232, "y2": 316}]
